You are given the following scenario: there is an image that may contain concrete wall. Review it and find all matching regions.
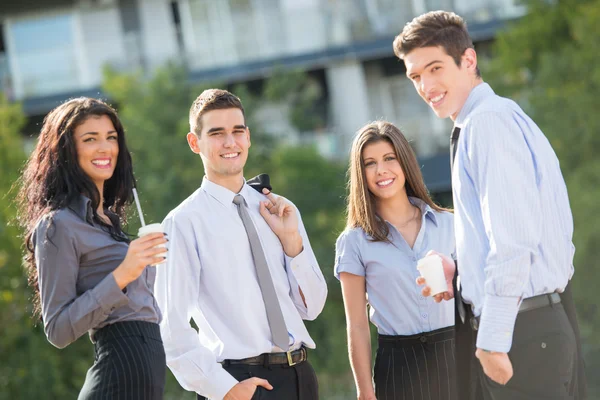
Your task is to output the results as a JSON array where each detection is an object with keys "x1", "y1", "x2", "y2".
[{"x1": 325, "y1": 59, "x2": 371, "y2": 148}]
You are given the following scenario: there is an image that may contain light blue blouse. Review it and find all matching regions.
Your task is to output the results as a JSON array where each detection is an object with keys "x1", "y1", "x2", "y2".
[{"x1": 335, "y1": 197, "x2": 455, "y2": 336}]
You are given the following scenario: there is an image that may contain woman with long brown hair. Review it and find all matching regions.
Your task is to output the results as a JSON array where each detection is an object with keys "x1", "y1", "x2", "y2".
[
  {"x1": 17, "y1": 97, "x2": 168, "y2": 399},
  {"x1": 335, "y1": 121, "x2": 456, "y2": 400}
]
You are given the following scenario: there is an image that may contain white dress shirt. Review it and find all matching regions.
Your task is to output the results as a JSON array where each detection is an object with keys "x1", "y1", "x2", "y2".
[{"x1": 154, "y1": 177, "x2": 327, "y2": 399}]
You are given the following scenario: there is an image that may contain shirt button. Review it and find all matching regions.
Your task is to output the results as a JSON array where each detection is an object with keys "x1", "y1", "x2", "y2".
[{"x1": 422, "y1": 313, "x2": 428, "y2": 319}]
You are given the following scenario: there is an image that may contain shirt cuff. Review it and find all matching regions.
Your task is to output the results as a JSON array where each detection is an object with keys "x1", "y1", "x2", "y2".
[
  {"x1": 476, "y1": 295, "x2": 520, "y2": 353},
  {"x1": 204, "y1": 367, "x2": 239, "y2": 400},
  {"x1": 285, "y1": 248, "x2": 308, "y2": 275},
  {"x1": 91, "y1": 273, "x2": 129, "y2": 314}
]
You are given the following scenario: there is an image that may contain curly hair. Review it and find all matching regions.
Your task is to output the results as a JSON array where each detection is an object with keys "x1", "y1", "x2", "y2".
[{"x1": 16, "y1": 97, "x2": 134, "y2": 318}]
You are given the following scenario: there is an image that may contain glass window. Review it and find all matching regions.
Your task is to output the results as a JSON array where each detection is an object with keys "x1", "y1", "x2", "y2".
[{"x1": 9, "y1": 13, "x2": 80, "y2": 97}]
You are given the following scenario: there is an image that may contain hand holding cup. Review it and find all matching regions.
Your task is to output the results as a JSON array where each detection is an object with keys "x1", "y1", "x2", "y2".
[
  {"x1": 112, "y1": 224, "x2": 167, "y2": 289},
  {"x1": 138, "y1": 223, "x2": 168, "y2": 264},
  {"x1": 416, "y1": 250, "x2": 455, "y2": 303}
]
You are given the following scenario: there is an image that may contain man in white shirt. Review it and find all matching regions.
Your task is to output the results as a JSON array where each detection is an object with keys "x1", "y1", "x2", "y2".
[{"x1": 155, "y1": 89, "x2": 327, "y2": 400}]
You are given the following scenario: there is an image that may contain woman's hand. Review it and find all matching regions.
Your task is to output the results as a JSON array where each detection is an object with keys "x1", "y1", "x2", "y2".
[
  {"x1": 416, "y1": 250, "x2": 455, "y2": 302},
  {"x1": 357, "y1": 391, "x2": 377, "y2": 400},
  {"x1": 113, "y1": 232, "x2": 167, "y2": 289}
]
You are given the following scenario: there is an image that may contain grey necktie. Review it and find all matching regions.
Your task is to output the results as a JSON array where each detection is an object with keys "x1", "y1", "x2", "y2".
[{"x1": 232, "y1": 194, "x2": 289, "y2": 350}]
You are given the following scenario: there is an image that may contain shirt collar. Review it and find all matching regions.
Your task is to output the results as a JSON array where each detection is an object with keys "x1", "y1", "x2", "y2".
[
  {"x1": 409, "y1": 196, "x2": 438, "y2": 226},
  {"x1": 68, "y1": 194, "x2": 95, "y2": 225},
  {"x1": 454, "y1": 82, "x2": 495, "y2": 128},
  {"x1": 200, "y1": 176, "x2": 251, "y2": 206}
]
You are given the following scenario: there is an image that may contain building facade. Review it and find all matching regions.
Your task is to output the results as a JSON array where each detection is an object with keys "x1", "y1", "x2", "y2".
[{"x1": 0, "y1": 0, "x2": 525, "y2": 193}]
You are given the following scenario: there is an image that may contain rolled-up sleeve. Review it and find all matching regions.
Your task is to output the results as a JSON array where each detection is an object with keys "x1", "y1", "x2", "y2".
[
  {"x1": 334, "y1": 230, "x2": 365, "y2": 279},
  {"x1": 35, "y1": 214, "x2": 128, "y2": 348}
]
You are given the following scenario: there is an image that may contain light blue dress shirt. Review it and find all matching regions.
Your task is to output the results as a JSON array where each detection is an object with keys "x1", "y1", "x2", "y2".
[
  {"x1": 453, "y1": 82, "x2": 575, "y2": 352},
  {"x1": 335, "y1": 197, "x2": 455, "y2": 336}
]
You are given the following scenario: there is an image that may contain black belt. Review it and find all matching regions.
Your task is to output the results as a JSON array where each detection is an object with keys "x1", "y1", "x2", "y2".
[
  {"x1": 222, "y1": 347, "x2": 307, "y2": 367},
  {"x1": 470, "y1": 292, "x2": 561, "y2": 331},
  {"x1": 378, "y1": 326, "x2": 454, "y2": 348}
]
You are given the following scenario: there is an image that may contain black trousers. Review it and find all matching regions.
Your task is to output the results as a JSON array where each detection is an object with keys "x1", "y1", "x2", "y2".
[
  {"x1": 455, "y1": 294, "x2": 580, "y2": 400},
  {"x1": 78, "y1": 321, "x2": 166, "y2": 400},
  {"x1": 374, "y1": 327, "x2": 457, "y2": 400},
  {"x1": 197, "y1": 358, "x2": 318, "y2": 400}
]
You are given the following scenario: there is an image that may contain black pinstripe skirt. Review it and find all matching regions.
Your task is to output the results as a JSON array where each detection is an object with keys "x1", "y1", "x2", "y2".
[
  {"x1": 78, "y1": 321, "x2": 166, "y2": 400},
  {"x1": 374, "y1": 326, "x2": 457, "y2": 400}
]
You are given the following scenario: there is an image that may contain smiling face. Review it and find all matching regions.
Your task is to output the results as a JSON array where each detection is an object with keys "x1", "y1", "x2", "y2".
[
  {"x1": 73, "y1": 114, "x2": 119, "y2": 193},
  {"x1": 404, "y1": 46, "x2": 479, "y2": 120},
  {"x1": 187, "y1": 108, "x2": 250, "y2": 187},
  {"x1": 362, "y1": 139, "x2": 406, "y2": 201}
]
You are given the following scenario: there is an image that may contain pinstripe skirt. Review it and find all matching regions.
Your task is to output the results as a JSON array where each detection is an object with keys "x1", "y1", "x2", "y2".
[
  {"x1": 374, "y1": 326, "x2": 457, "y2": 400},
  {"x1": 78, "y1": 321, "x2": 166, "y2": 400}
]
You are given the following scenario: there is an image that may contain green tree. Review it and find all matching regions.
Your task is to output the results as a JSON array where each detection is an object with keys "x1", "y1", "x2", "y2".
[
  {"x1": 485, "y1": 0, "x2": 600, "y2": 392},
  {"x1": 0, "y1": 95, "x2": 95, "y2": 399}
]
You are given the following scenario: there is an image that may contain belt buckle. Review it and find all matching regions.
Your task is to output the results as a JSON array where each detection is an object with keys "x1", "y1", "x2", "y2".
[{"x1": 286, "y1": 350, "x2": 298, "y2": 366}]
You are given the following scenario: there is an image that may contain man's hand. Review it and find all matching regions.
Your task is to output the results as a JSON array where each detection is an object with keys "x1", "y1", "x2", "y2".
[
  {"x1": 259, "y1": 188, "x2": 302, "y2": 257},
  {"x1": 415, "y1": 250, "x2": 455, "y2": 303},
  {"x1": 224, "y1": 377, "x2": 273, "y2": 400},
  {"x1": 475, "y1": 349, "x2": 513, "y2": 385}
]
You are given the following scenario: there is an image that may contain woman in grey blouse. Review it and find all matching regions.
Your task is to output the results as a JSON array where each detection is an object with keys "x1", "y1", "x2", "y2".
[
  {"x1": 17, "y1": 98, "x2": 168, "y2": 399},
  {"x1": 335, "y1": 121, "x2": 456, "y2": 400}
]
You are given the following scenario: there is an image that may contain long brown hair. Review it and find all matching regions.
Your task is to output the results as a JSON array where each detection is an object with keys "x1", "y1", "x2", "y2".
[
  {"x1": 16, "y1": 97, "x2": 134, "y2": 318},
  {"x1": 346, "y1": 120, "x2": 449, "y2": 242}
]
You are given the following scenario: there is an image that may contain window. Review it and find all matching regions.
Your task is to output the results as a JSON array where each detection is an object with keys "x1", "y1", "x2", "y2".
[
  {"x1": 182, "y1": 0, "x2": 286, "y2": 69},
  {"x1": 8, "y1": 13, "x2": 80, "y2": 97}
]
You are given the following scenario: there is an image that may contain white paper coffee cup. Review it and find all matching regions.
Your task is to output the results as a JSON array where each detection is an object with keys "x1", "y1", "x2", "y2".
[
  {"x1": 137, "y1": 223, "x2": 167, "y2": 265},
  {"x1": 417, "y1": 254, "x2": 447, "y2": 296}
]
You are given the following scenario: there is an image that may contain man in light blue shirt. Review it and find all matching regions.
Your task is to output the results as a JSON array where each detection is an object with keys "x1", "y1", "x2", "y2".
[{"x1": 394, "y1": 10, "x2": 586, "y2": 400}]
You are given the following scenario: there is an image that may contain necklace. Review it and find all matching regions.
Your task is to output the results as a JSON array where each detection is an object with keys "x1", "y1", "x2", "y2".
[{"x1": 393, "y1": 205, "x2": 419, "y2": 229}]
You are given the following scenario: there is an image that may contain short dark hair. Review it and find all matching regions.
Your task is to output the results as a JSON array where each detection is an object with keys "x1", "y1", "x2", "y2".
[
  {"x1": 393, "y1": 11, "x2": 480, "y2": 77},
  {"x1": 189, "y1": 89, "x2": 246, "y2": 135}
]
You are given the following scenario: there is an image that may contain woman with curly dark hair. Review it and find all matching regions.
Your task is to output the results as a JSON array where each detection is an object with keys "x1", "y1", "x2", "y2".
[{"x1": 17, "y1": 97, "x2": 168, "y2": 399}]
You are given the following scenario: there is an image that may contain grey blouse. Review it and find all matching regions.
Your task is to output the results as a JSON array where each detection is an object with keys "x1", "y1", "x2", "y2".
[{"x1": 33, "y1": 195, "x2": 161, "y2": 348}]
